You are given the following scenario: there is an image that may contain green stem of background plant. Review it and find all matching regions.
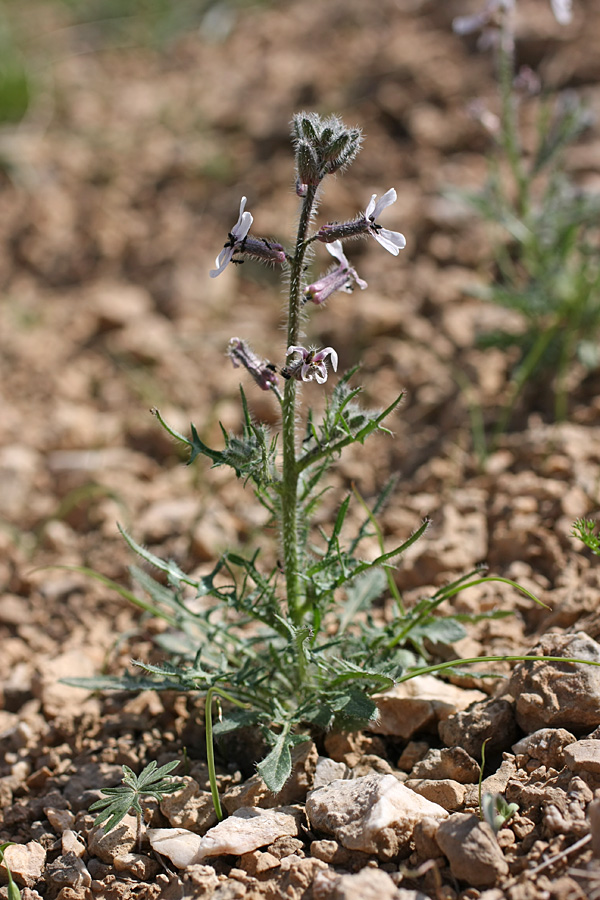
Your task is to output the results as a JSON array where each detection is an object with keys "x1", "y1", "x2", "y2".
[
  {"x1": 205, "y1": 687, "x2": 250, "y2": 821},
  {"x1": 498, "y1": 4, "x2": 529, "y2": 220},
  {"x1": 281, "y1": 185, "x2": 317, "y2": 627}
]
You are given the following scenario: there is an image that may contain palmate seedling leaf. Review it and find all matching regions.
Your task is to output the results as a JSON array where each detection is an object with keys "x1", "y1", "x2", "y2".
[{"x1": 90, "y1": 760, "x2": 184, "y2": 834}]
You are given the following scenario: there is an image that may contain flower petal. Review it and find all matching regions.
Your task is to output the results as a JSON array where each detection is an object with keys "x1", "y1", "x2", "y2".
[
  {"x1": 369, "y1": 188, "x2": 397, "y2": 221},
  {"x1": 372, "y1": 227, "x2": 406, "y2": 255},
  {"x1": 365, "y1": 193, "x2": 378, "y2": 219},
  {"x1": 232, "y1": 197, "x2": 254, "y2": 241},
  {"x1": 315, "y1": 347, "x2": 338, "y2": 371},
  {"x1": 210, "y1": 246, "x2": 235, "y2": 278},
  {"x1": 325, "y1": 240, "x2": 349, "y2": 266},
  {"x1": 287, "y1": 345, "x2": 307, "y2": 359}
]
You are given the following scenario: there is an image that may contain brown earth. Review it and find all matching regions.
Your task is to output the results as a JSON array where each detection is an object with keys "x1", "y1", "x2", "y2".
[{"x1": 1, "y1": 0, "x2": 600, "y2": 898}]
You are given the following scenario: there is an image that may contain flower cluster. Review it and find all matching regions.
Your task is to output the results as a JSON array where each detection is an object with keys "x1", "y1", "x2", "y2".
[{"x1": 210, "y1": 114, "x2": 406, "y2": 392}]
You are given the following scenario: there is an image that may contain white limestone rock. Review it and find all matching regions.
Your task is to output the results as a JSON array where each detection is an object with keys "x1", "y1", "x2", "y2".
[
  {"x1": 306, "y1": 773, "x2": 448, "y2": 860},
  {"x1": 148, "y1": 805, "x2": 301, "y2": 868},
  {"x1": 373, "y1": 675, "x2": 486, "y2": 739}
]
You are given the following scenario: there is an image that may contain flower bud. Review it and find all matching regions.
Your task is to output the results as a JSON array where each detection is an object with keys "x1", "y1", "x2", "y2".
[{"x1": 295, "y1": 141, "x2": 321, "y2": 186}]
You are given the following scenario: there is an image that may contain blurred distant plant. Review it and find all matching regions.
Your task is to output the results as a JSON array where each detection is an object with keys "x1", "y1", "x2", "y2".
[
  {"x1": 54, "y1": 0, "x2": 273, "y2": 47},
  {"x1": 453, "y1": 1, "x2": 600, "y2": 454},
  {"x1": 572, "y1": 518, "x2": 600, "y2": 558},
  {"x1": 66, "y1": 110, "x2": 600, "y2": 822},
  {"x1": 0, "y1": 16, "x2": 31, "y2": 125}
]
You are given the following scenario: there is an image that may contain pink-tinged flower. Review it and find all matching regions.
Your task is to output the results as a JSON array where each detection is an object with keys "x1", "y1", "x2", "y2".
[
  {"x1": 304, "y1": 241, "x2": 368, "y2": 305},
  {"x1": 227, "y1": 337, "x2": 279, "y2": 391},
  {"x1": 283, "y1": 345, "x2": 338, "y2": 384},
  {"x1": 210, "y1": 197, "x2": 253, "y2": 278},
  {"x1": 364, "y1": 189, "x2": 407, "y2": 255}
]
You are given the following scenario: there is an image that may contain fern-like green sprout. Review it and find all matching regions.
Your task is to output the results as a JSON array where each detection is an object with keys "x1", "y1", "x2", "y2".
[{"x1": 90, "y1": 760, "x2": 184, "y2": 850}]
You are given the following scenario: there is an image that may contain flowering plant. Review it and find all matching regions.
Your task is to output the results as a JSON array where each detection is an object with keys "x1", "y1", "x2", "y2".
[{"x1": 68, "y1": 112, "x2": 566, "y2": 815}]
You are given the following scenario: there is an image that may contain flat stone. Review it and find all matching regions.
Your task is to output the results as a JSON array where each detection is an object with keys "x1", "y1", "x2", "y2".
[
  {"x1": 87, "y1": 815, "x2": 137, "y2": 863},
  {"x1": 373, "y1": 675, "x2": 486, "y2": 739},
  {"x1": 306, "y1": 773, "x2": 447, "y2": 860},
  {"x1": 61, "y1": 830, "x2": 86, "y2": 858},
  {"x1": 410, "y1": 746, "x2": 480, "y2": 783},
  {"x1": 509, "y1": 632, "x2": 600, "y2": 733},
  {"x1": 159, "y1": 777, "x2": 218, "y2": 833},
  {"x1": 406, "y1": 778, "x2": 466, "y2": 811},
  {"x1": 113, "y1": 852, "x2": 162, "y2": 879},
  {"x1": 148, "y1": 806, "x2": 301, "y2": 867},
  {"x1": 439, "y1": 696, "x2": 518, "y2": 758},
  {"x1": 1, "y1": 841, "x2": 46, "y2": 888},
  {"x1": 436, "y1": 813, "x2": 509, "y2": 887},
  {"x1": 45, "y1": 853, "x2": 91, "y2": 888},
  {"x1": 512, "y1": 728, "x2": 577, "y2": 770},
  {"x1": 319, "y1": 867, "x2": 406, "y2": 900},
  {"x1": 44, "y1": 808, "x2": 75, "y2": 833},
  {"x1": 313, "y1": 756, "x2": 350, "y2": 789},
  {"x1": 563, "y1": 739, "x2": 600, "y2": 775}
]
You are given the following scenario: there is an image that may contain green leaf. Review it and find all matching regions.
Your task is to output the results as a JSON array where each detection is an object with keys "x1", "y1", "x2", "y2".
[
  {"x1": 329, "y1": 687, "x2": 378, "y2": 724},
  {"x1": 213, "y1": 708, "x2": 263, "y2": 737},
  {"x1": 256, "y1": 730, "x2": 309, "y2": 793}
]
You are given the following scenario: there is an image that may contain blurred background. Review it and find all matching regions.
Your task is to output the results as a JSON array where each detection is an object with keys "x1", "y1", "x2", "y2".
[{"x1": 0, "y1": 0, "x2": 598, "y2": 606}]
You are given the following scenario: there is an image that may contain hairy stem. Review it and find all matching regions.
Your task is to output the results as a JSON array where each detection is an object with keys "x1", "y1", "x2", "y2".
[{"x1": 281, "y1": 185, "x2": 317, "y2": 626}]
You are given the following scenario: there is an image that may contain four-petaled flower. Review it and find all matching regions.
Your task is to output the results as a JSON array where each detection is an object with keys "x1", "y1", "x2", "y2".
[
  {"x1": 210, "y1": 197, "x2": 253, "y2": 278},
  {"x1": 283, "y1": 346, "x2": 338, "y2": 384},
  {"x1": 304, "y1": 241, "x2": 368, "y2": 305},
  {"x1": 364, "y1": 189, "x2": 407, "y2": 255}
]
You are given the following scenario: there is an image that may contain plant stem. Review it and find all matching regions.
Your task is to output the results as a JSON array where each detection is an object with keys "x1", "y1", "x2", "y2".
[
  {"x1": 205, "y1": 687, "x2": 250, "y2": 821},
  {"x1": 281, "y1": 185, "x2": 317, "y2": 626},
  {"x1": 498, "y1": 4, "x2": 529, "y2": 220}
]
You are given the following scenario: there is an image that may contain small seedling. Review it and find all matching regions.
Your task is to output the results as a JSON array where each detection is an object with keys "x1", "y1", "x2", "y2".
[
  {"x1": 90, "y1": 760, "x2": 184, "y2": 849},
  {"x1": 0, "y1": 842, "x2": 22, "y2": 900},
  {"x1": 481, "y1": 792, "x2": 519, "y2": 834}
]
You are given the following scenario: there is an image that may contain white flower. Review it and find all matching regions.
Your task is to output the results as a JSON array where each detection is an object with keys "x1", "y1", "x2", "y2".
[
  {"x1": 364, "y1": 189, "x2": 407, "y2": 255},
  {"x1": 550, "y1": 0, "x2": 572, "y2": 24},
  {"x1": 284, "y1": 345, "x2": 338, "y2": 384},
  {"x1": 210, "y1": 197, "x2": 253, "y2": 278}
]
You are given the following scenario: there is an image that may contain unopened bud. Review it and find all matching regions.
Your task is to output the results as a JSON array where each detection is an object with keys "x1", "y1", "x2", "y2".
[{"x1": 296, "y1": 141, "x2": 321, "y2": 186}]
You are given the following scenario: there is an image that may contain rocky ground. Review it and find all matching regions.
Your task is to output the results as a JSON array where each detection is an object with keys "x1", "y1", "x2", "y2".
[{"x1": 1, "y1": 0, "x2": 600, "y2": 898}]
